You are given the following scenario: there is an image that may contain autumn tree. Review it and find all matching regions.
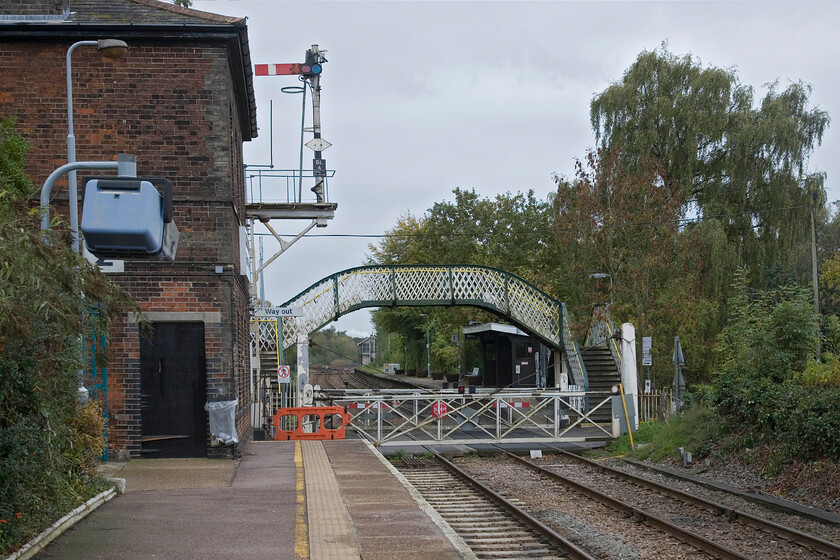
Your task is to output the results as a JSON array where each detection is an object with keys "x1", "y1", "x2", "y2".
[{"x1": 554, "y1": 148, "x2": 716, "y2": 381}]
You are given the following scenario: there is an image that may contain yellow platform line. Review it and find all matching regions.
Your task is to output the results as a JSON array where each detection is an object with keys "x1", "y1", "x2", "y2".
[{"x1": 294, "y1": 441, "x2": 309, "y2": 559}]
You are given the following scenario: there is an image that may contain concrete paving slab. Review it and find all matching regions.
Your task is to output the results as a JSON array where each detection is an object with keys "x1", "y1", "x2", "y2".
[
  {"x1": 108, "y1": 458, "x2": 236, "y2": 492},
  {"x1": 35, "y1": 442, "x2": 298, "y2": 560},
  {"x1": 323, "y1": 440, "x2": 465, "y2": 560}
]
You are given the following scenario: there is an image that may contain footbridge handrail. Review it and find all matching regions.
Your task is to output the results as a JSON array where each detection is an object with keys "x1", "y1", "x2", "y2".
[{"x1": 277, "y1": 264, "x2": 565, "y2": 350}]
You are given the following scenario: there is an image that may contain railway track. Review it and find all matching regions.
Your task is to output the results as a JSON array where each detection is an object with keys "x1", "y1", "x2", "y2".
[
  {"x1": 453, "y1": 449, "x2": 840, "y2": 560},
  {"x1": 395, "y1": 452, "x2": 597, "y2": 560},
  {"x1": 310, "y1": 365, "x2": 374, "y2": 390},
  {"x1": 310, "y1": 367, "x2": 839, "y2": 557}
]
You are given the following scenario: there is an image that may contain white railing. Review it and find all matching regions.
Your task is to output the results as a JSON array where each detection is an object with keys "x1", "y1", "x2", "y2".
[
  {"x1": 252, "y1": 379, "x2": 297, "y2": 435},
  {"x1": 315, "y1": 390, "x2": 616, "y2": 446}
]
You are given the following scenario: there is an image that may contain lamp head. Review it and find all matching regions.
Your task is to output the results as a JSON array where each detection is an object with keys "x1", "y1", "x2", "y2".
[
  {"x1": 96, "y1": 39, "x2": 128, "y2": 60},
  {"x1": 589, "y1": 273, "x2": 609, "y2": 279}
]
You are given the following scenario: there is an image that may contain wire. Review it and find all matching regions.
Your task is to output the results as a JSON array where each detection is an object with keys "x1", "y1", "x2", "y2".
[
  {"x1": 251, "y1": 203, "x2": 813, "y2": 240},
  {"x1": 307, "y1": 339, "x2": 360, "y2": 365}
]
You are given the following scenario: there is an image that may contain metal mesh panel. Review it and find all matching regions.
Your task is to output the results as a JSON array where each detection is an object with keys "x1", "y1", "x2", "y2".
[
  {"x1": 395, "y1": 267, "x2": 450, "y2": 301},
  {"x1": 258, "y1": 319, "x2": 280, "y2": 355},
  {"x1": 336, "y1": 267, "x2": 393, "y2": 313},
  {"x1": 507, "y1": 278, "x2": 560, "y2": 345},
  {"x1": 282, "y1": 276, "x2": 336, "y2": 347},
  {"x1": 451, "y1": 266, "x2": 507, "y2": 312}
]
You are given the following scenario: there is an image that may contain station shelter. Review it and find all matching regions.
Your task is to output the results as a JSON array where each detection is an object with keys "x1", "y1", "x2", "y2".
[{"x1": 463, "y1": 323, "x2": 554, "y2": 389}]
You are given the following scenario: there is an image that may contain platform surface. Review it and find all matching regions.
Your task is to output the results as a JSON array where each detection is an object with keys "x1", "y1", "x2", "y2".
[{"x1": 34, "y1": 439, "x2": 467, "y2": 559}]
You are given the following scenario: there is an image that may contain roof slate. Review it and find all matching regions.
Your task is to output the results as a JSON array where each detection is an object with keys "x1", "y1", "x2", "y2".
[{"x1": 66, "y1": 0, "x2": 244, "y2": 25}]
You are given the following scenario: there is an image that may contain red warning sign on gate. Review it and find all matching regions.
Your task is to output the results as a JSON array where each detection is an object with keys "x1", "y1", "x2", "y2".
[{"x1": 431, "y1": 400, "x2": 449, "y2": 418}]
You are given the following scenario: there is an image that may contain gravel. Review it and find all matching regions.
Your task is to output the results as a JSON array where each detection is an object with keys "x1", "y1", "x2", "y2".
[{"x1": 453, "y1": 453, "x2": 840, "y2": 560}]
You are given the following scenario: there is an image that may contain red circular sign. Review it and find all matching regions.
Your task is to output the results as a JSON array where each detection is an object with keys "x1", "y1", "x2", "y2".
[{"x1": 431, "y1": 401, "x2": 449, "y2": 418}]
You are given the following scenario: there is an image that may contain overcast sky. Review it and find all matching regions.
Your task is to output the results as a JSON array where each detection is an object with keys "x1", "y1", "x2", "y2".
[{"x1": 193, "y1": 0, "x2": 840, "y2": 338}]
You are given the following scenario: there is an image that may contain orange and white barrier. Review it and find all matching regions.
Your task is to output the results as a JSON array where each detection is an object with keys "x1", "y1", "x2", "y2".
[{"x1": 271, "y1": 406, "x2": 351, "y2": 441}]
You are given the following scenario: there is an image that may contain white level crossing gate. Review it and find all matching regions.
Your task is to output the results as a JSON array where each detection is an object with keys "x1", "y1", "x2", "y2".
[{"x1": 317, "y1": 390, "x2": 616, "y2": 446}]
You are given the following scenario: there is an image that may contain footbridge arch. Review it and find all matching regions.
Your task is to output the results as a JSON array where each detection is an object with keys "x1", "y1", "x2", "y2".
[{"x1": 277, "y1": 265, "x2": 570, "y2": 351}]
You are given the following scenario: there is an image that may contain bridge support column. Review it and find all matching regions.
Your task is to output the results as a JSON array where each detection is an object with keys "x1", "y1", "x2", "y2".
[
  {"x1": 296, "y1": 334, "x2": 310, "y2": 407},
  {"x1": 553, "y1": 349, "x2": 568, "y2": 390},
  {"x1": 620, "y1": 323, "x2": 639, "y2": 431}
]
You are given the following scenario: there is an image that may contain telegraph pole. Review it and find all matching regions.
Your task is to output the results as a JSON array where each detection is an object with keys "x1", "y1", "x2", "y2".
[{"x1": 811, "y1": 190, "x2": 821, "y2": 359}]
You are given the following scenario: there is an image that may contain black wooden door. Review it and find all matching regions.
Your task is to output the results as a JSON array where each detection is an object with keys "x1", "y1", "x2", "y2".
[{"x1": 140, "y1": 322, "x2": 207, "y2": 457}]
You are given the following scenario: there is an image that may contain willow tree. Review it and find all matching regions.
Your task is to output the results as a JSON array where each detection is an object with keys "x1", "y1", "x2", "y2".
[{"x1": 591, "y1": 45, "x2": 829, "y2": 293}]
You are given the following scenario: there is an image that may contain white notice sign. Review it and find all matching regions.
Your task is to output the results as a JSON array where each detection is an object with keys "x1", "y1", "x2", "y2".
[
  {"x1": 255, "y1": 307, "x2": 303, "y2": 318},
  {"x1": 277, "y1": 365, "x2": 291, "y2": 384}
]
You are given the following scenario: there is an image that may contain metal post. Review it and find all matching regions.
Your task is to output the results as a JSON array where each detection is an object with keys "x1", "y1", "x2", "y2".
[
  {"x1": 40, "y1": 158, "x2": 135, "y2": 232},
  {"x1": 496, "y1": 396, "x2": 501, "y2": 440},
  {"x1": 258, "y1": 237, "x2": 265, "y2": 306},
  {"x1": 66, "y1": 41, "x2": 97, "y2": 253},
  {"x1": 64, "y1": 39, "x2": 128, "y2": 253},
  {"x1": 308, "y1": 44, "x2": 326, "y2": 203},
  {"x1": 420, "y1": 313, "x2": 430, "y2": 377},
  {"x1": 426, "y1": 323, "x2": 431, "y2": 378},
  {"x1": 377, "y1": 399, "x2": 382, "y2": 442},
  {"x1": 811, "y1": 191, "x2": 821, "y2": 360},
  {"x1": 296, "y1": 335, "x2": 309, "y2": 408}
]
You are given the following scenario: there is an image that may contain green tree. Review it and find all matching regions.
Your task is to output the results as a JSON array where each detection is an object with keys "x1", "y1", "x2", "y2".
[
  {"x1": 308, "y1": 327, "x2": 362, "y2": 367},
  {"x1": 369, "y1": 189, "x2": 562, "y2": 372}
]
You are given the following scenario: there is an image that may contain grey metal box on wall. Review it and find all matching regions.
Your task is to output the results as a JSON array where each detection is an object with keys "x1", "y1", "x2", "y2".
[{"x1": 81, "y1": 177, "x2": 179, "y2": 262}]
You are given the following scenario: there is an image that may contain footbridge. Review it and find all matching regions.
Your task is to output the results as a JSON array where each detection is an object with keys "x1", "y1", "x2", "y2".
[
  {"x1": 255, "y1": 265, "x2": 589, "y2": 393},
  {"x1": 278, "y1": 264, "x2": 568, "y2": 350}
]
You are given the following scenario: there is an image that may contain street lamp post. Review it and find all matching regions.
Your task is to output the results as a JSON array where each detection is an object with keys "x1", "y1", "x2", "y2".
[
  {"x1": 66, "y1": 39, "x2": 128, "y2": 253},
  {"x1": 420, "y1": 313, "x2": 430, "y2": 377}
]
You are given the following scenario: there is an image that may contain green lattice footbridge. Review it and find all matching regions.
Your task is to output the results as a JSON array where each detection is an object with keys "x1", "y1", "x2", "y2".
[{"x1": 278, "y1": 265, "x2": 572, "y2": 351}]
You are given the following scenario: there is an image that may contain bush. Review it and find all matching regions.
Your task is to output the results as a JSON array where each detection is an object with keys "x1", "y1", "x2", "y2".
[
  {"x1": 801, "y1": 354, "x2": 840, "y2": 387},
  {"x1": 0, "y1": 118, "x2": 133, "y2": 555},
  {"x1": 607, "y1": 405, "x2": 724, "y2": 462},
  {"x1": 699, "y1": 268, "x2": 840, "y2": 462}
]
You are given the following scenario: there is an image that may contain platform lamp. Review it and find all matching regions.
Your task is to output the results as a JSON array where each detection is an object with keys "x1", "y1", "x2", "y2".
[
  {"x1": 66, "y1": 39, "x2": 129, "y2": 254},
  {"x1": 589, "y1": 273, "x2": 613, "y2": 307}
]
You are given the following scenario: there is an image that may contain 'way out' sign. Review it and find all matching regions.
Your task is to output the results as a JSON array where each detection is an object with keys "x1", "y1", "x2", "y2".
[{"x1": 254, "y1": 307, "x2": 303, "y2": 318}]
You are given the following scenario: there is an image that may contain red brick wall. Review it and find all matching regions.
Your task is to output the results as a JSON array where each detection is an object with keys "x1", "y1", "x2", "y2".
[{"x1": 0, "y1": 39, "x2": 252, "y2": 459}]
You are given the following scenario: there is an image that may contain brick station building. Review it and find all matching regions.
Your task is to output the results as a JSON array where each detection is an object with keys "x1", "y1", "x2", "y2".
[{"x1": 0, "y1": 0, "x2": 258, "y2": 458}]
